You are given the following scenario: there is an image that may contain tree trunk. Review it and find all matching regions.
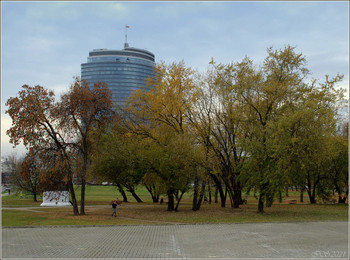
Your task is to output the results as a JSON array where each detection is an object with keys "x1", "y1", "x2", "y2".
[
  {"x1": 167, "y1": 189, "x2": 175, "y2": 211},
  {"x1": 233, "y1": 181, "x2": 242, "y2": 208},
  {"x1": 192, "y1": 176, "x2": 199, "y2": 211},
  {"x1": 209, "y1": 174, "x2": 225, "y2": 207},
  {"x1": 153, "y1": 194, "x2": 159, "y2": 203},
  {"x1": 80, "y1": 178, "x2": 86, "y2": 215},
  {"x1": 154, "y1": 186, "x2": 160, "y2": 203},
  {"x1": 220, "y1": 187, "x2": 226, "y2": 208},
  {"x1": 145, "y1": 184, "x2": 159, "y2": 203},
  {"x1": 300, "y1": 188, "x2": 304, "y2": 203},
  {"x1": 258, "y1": 193, "x2": 264, "y2": 213},
  {"x1": 215, "y1": 187, "x2": 218, "y2": 203},
  {"x1": 175, "y1": 191, "x2": 185, "y2": 211},
  {"x1": 33, "y1": 191, "x2": 37, "y2": 202},
  {"x1": 80, "y1": 142, "x2": 89, "y2": 216},
  {"x1": 306, "y1": 175, "x2": 318, "y2": 204},
  {"x1": 174, "y1": 190, "x2": 179, "y2": 201},
  {"x1": 125, "y1": 185, "x2": 143, "y2": 202},
  {"x1": 130, "y1": 189, "x2": 143, "y2": 202},
  {"x1": 311, "y1": 186, "x2": 316, "y2": 204},
  {"x1": 208, "y1": 180, "x2": 212, "y2": 204},
  {"x1": 117, "y1": 184, "x2": 128, "y2": 202},
  {"x1": 68, "y1": 179, "x2": 79, "y2": 215},
  {"x1": 306, "y1": 189, "x2": 316, "y2": 204},
  {"x1": 196, "y1": 181, "x2": 206, "y2": 210},
  {"x1": 309, "y1": 196, "x2": 316, "y2": 204},
  {"x1": 266, "y1": 192, "x2": 274, "y2": 207}
]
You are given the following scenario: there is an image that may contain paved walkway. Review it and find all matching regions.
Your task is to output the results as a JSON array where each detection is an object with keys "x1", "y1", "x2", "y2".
[{"x1": 2, "y1": 222, "x2": 348, "y2": 259}]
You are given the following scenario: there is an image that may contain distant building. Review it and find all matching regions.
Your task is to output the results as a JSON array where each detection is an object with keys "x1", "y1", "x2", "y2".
[{"x1": 81, "y1": 43, "x2": 155, "y2": 108}]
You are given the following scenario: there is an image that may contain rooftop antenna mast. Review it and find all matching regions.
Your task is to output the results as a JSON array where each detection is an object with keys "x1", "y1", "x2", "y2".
[{"x1": 124, "y1": 25, "x2": 130, "y2": 49}]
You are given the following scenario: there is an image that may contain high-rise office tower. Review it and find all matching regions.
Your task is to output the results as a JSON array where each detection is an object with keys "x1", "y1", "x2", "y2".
[{"x1": 81, "y1": 42, "x2": 155, "y2": 108}]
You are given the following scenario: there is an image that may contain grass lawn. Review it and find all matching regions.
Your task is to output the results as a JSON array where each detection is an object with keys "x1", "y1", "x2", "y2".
[{"x1": 2, "y1": 185, "x2": 348, "y2": 227}]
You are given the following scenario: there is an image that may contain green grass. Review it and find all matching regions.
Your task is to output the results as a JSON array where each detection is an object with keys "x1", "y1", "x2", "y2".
[
  {"x1": 2, "y1": 185, "x2": 348, "y2": 227},
  {"x1": 2, "y1": 210, "x2": 47, "y2": 226},
  {"x1": 1, "y1": 185, "x2": 157, "y2": 206},
  {"x1": 2, "y1": 202, "x2": 348, "y2": 227}
]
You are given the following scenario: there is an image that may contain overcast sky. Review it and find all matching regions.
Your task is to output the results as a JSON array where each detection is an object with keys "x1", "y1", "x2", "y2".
[{"x1": 1, "y1": 1, "x2": 349, "y2": 157}]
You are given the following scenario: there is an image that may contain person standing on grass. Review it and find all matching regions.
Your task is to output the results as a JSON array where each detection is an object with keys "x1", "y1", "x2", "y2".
[{"x1": 111, "y1": 200, "x2": 117, "y2": 217}]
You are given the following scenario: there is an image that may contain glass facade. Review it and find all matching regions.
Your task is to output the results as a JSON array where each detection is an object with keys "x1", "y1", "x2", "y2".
[{"x1": 81, "y1": 47, "x2": 155, "y2": 108}]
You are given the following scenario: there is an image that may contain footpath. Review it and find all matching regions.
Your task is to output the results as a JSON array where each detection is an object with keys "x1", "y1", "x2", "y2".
[{"x1": 2, "y1": 221, "x2": 348, "y2": 259}]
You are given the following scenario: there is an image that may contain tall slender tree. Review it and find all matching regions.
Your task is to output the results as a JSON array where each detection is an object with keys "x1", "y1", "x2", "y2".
[{"x1": 58, "y1": 77, "x2": 114, "y2": 215}]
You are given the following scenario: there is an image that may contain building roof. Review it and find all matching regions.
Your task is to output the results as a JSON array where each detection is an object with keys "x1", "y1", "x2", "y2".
[{"x1": 89, "y1": 47, "x2": 155, "y2": 62}]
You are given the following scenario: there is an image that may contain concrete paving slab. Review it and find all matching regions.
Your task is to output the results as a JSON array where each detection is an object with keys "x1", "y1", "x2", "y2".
[{"x1": 2, "y1": 221, "x2": 348, "y2": 259}]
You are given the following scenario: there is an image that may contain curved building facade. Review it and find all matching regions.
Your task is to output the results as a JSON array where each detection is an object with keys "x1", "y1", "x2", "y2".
[{"x1": 81, "y1": 46, "x2": 155, "y2": 108}]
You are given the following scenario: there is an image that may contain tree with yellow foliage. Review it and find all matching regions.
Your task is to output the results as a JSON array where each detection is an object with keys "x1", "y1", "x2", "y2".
[{"x1": 125, "y1": 61, "x2": 202, "y2": 211}]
